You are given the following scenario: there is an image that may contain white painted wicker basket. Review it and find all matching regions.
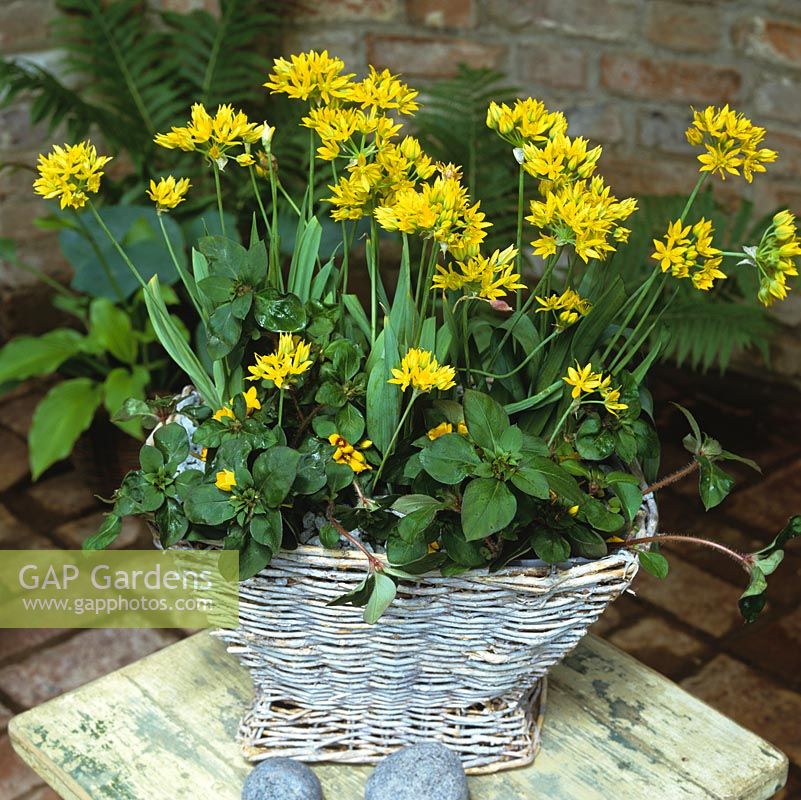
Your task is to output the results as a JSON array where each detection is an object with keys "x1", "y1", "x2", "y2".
[{"x1": 215, "y1": 497, "x2": 656, "y2": 775}]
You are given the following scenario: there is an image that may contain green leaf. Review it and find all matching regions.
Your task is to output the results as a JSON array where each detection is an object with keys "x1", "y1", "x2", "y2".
[
  {"x1": 0, "y1": 329, "x2": 84, "y2": 383},
  {"x1": 250, "y1": 509, "x2": 283, "y2": 552},
  {"x1": 463, "y1": 389, "x2": 509, "y2": 453},
  {"x1": 253, "y1": 446, "x2": 301, "y2": 506},
  {"x1": 254, "y1": 289, "x2": 307, "y2": 332},
  {"x1": 319, "y1": 522, "x2": 341, "y2": 549},
  {"x1": 528, "y1": 456, "x2": 584, "y2": 504},
  {"x1": 510, "y1": 465, "x2": 550, "y2": 499},
  {"x1": 698, "y1": 456, "x2": 735, "y2": 510},
  {"x1": 575, "y1": 417, "x2": 615, "y2": 461},
  {"x1": 580, "y1": 498, "x2": 624, "y2": 532},
  {"x1": 288, "y1": 217, "x2": 322, "y2": 302},
  {"x1": 531, "y1": 529, "x2": 570, "y2": 563},
  {"x1": 366, "y1": 320, "x2": 401, "y2": 454},
  {"x1": 336, "y1": 403, "x2": 365, "y2": 443},
  {"x1": 83, "y1": 514, "x2": 122, "y2": 550},
  {"x1": 565, "y1": 526, "x2": 608, "y2": 558},
  {"x1": 638, "y1": 549, "x2": 669, "y2": 579},
  {"x1": 139, "y1": 444, "x2": 163, "y2": 474},
  {"x1": 29, "y1": 378, "x2": 102, "y2": 479},
  {"x1": 325, "y1": 339, "x2": 362, "y2": 381},
  {"x1": 387, "y1": 531, "x2": 428, "y2": 565},
  {"x1": 103, "y1": 366, "x2": 149, "y2": 426},
  {"x1": 739, "y1": 566, "x2": 768, "y2": 623},
  {"x1": 154, "y1": 422, "x2": 190, "y2": 471},
  {"x1": 328, "y1": 574, "x2": 374, "y2": 607},
  {"x1": 88, "y1": 298, "x2": 138, "y2": 363},
  {"x1": 613, "y1": 482, "x2": 644, "y2": 523},
  {"x1": 674, "y1": 402, "x2": 702, "y2": 453},
  {"x1": 363, "y1": 572, "x2": 397, "y2": 624},
  {"x1": 391, "y1": 494, "x2": 443, "y2": 515},
  {"x1": 419, "y1": 433, "x2": 481, "y2": 484},
  {"x1": 719, "y1": 449, "x2": 761, "y2": 473},
  {"x1": 206, "y1": 302, "x2": 242, "y2": 360},
  {"x1": 441, "y1": 529, "x2": 487, "y2": 567},
  {"x1": 155, "y1": 497, "x2": 189, "y2": 547},
  {"x1": 315, "y1": 380, "x2": 347, "y2": 408},
  {"x1": 461, "y1": 478, "x2": 516, "y2": 541},
  {"x1": 184, "y1": 484, "x2": 237, "y2": 525},
  {"x1": 239, "y1": 538, "x2": 273, "y2": 580}
]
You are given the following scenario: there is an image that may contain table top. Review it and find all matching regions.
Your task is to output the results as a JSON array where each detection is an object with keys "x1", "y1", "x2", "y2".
[{"x1": 9, "y1": 632, "x2": 787, "y2": 800}]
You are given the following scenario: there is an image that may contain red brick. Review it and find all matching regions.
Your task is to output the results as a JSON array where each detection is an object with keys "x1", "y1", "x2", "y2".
[
  {"x1": 764, "y1": 130, "x2": 801, "y2": 179},
  {"x1": 26, "y1": 471, "x2": 99, "y2": 521},
  {"x1": 609, "y1": 615, "x2": 708, "y2": 679},
  {"x1": 599, "y1": 154, "x2": 700, "y2": 200},
  {"x1": 0, "y1": 504, "x2": 36, "y2": 545},
  {"x1": 637, "y1": 109, "x2": 695, "y2": 154},
  {"x1": 682, "y1": 655, "x2": 801, "y2": 765},
  {"x1": 631, "y1": 552, "x2": 742, "y2": 637},
  {"x1": 725, "y1": 458, "x2": 801, "y2": 532},
  {"x1": 736, "y1": 16, "x2": 801, "y2": 68},
  {"x1": 520, "y1": 45, "x2": 587, "y2": 90},
  {"x1": 485, "y1": 0, "x2": 639, "y2": 42},
  {"x1": 0, "y1": 385, "x2": 49, "y2": 439},
  {"x1": 645, "y1": 1, "x2": 722, "y2": 53},
  {"x1": 0, "y1": 734, "x2": 43, "y2": 797},
  {"x1": 406, "y1": 0, "x2": 476, "y2": 28},
  {"x1": 0, "y1": 628, "x2": 176, "y2": 707},
  {"x1": 600, "y1": 53, "x2": 741, "y2": 104},
  {"x1": 366, "y1": 35, "x2": 505, "y2": 78},
  {"x1": 0, "y1": 629, "x2": 66, "y2": 664},
  {"x1": 53, "y1": 511, "x2": 149, "y2": 550},
  {"x1": 754, "y1": 76, "x2": 801, "y2": 124},
  {"x1": 0, "y1": 1, "x2": 57, "y2": 54},
  {"x1": 298, "y1": 0, "x2": 399, "y2": 22},
  {"x1": 0, "y1": 428, "x2": 29, "y2": 491},
  {"x1": 563, "y1": 102, "x2": 625, "y2": 144}
]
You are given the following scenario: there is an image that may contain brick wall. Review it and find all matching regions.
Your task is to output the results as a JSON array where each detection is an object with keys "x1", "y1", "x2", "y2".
[{"x1": 3, "y1": 0, "x2": 801, "y2": 371}]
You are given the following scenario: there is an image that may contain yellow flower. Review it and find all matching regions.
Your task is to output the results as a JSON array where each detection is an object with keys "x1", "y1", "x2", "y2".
[
  {"x1": 563, "y1": 362, "x2": 602, "y2": 399},
  {"x1": 215, "y1": 470, "x2": 236, "y2": 492},
  {"x1": 348, "y1": 66, "x2": 419, "y2": 115},
  {"x1": 33, "y1": 141, "x2": 112, "y2": 210},
  {"x1": 389, "y1": 348, "x2": 456, "y2": 393},
  {"x1": 535, "y1": 288, "x2": 591, "y2": 330},
  {"x1": 568, "y1": 504, "x2": 580, "y2": 516},
  {"x1": 685, "y1": 105, "x2": 777, "y2": 182},
  {"x1": 527, "y1": 177, "x2": 637, "y2": 263},
  {"x1": 600, "y1": 386, "x2": 628, "y2": 417},
  {"x1": 265, "y1": 50, "x2": 355, "y2": 105},
  {"x1": 650, "y1": 217, "x2": 725, "y2": 291},
  {"x1": 741, "y1": 209, "x2": 801, "y2": 306},
  {"x1": 146, "y1": 176, "x2": 190, "y2": 212},
  {"x1": 247, "y1": 333, "x2": 313, "y2": 389},
  {"x1": 521, "y1": 133, "x2": 603, "y2": 191},
  {"x1": 426, "y1": 421, "x2": 469, "y2": 440},
  {"x1": 154, "y1": 103, "x2": 263, "y2": 168},
  {"x1": 328, "y1": 433, "x2": 372, "y2": 474},
  {"x1": 212, "y1": 387, "x2": 261, "y2": 421},
  {"x1": 431, "y1": 245, "x2": 524, "y2": 301},
  {"x1": 486, "y1": 98, "x2": 567, "y2": 148}
]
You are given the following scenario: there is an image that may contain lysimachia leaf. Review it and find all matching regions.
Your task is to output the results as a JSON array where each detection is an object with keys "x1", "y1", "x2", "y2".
[
  {"x1": 253, "y1": 446, "x2": 301, "y2": 506},
  {"x1": 463, "y1": 389, "x2": 510, "y2": 454},
  {"x1": 363, "y1": 572, "x2": 397, "y2": 623},
  {"x1": 154, "y1": 423, "x2": 190, "y2": 471},
  {"x1": 239, "y1": 538, "x2": 273, "y2": 580},
  {"x1": 510, "y1": 465, "x2": 550, "y2": 499},
  {"x1": 83, "y1": 514, "x2": 122, "y2": 550},
  {"x1": 184, "y1": 483, "x2": 237, "y2": 525},
  {"x1": 461, "y1": 477, "x2": 516, "y2": 541},
  {"x1": 250, "y1": 509, "x2": 283, "y2": 552},
  {"x1": 328, "y1": 574, "x2": 375, "y2": 607},
  {"x1": 697, "y1": 456, "x2": 735, "y2": 510},
  {"x1": 638, "y1": 549, "x2": 669, "y2": 578},
  {"x1": 575, "y1": 416, "x2": 615, "y2": 461},
  {"x1": 674, "y1": 402, "x2": 702, "y2": 453},
  {"x1": 419, "y1": 433, "x2": 481, "y2": 484},
  {"x1": 565, "y1": 526, "x2": 608, "y2": 558},
  {"x1": 155, "y1": 497, "x2": 189, "y2": 547},
  {"x1": 531, "y1": 529, "x2": 570, "y2": 564},
  {"x1": 254, "y1": 289, "x2": 307, "y2": 332}
]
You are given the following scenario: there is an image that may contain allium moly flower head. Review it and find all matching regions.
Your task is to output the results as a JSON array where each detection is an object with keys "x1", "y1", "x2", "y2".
[
  {"x1": 154, "y1": 103, "x2": 264, "y2": 168},
  {"x1": 431, "y1": 245, "x2": 524, "y2": 302},
  {"x1": 535, "y1": 288, "x2": 592, "y2": 329},
  {"x1": 247, "y1": 333, "x2": 313, "y2": 389},
  {"x1": 522, "y1": 133, "x2": 603, "y2": 191},
  {"x1": 389, "y1": 348, "x2": 456, "y2": 393},
  {"x1": 328, "y1": 433, "x2": 373, "y2": 474},
  {"x1": 651, "y1": 217, "x2": 726, "y2": 291},
  {"x1": 685, "y1": 105, "x2": 777, "y2": 183},
  {"x1": 486, "y1": 98, "x2": 567, "y2": 149},
  {"x1": 146, "y1": 176, "x2": 190, "y2": 212},
  {"x1": 33, "y1": 141, "x2": 112, "y2": 210},
  {"x1": 265, "y1": 50, "x2": 355, "y2": 105},
  {"x1": 527, "y1": 177, "x2": 637, "y2": 263},
  {"x1": 346, "y1": 66, "x2": 419, "y2": 115},
  {"x1": 738, "y1": 209, "x2": 801, "y2": 306}
]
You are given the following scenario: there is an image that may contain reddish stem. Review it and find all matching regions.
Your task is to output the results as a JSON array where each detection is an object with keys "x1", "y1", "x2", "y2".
[
  {"x1": 626, "y1": 532, "x2": 751, "y2": 573},
  {"x1": 642, "y1": 460, "x2": 699, "y2": 496},
  {"x1": 326, "y1": 504, "x2": 384, "y2": 572}
]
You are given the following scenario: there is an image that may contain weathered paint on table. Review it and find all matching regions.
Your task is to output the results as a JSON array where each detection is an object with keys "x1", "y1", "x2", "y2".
[{"x1": 9, "y1": 632, "x2": 787, "y2": 800}]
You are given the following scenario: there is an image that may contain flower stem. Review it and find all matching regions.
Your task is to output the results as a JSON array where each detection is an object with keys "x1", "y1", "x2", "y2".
[
  {"x1": 679, "y1": 174, "x2": 708, "y2": 223},
  {"x1": 515, "y1": 164, "x2": 525, "y2": 311},
  {"x1": 470, "y1": 329, "x2": 560, "y2": 379},
  {"x1": 277, "y1": 388, "x2": 285, "y2": 427},
  {"x1": 158, "y1": 214, "x2": 203, "y2": 321},
  {"x1": 308, "y1": 126, "x2": 316, "y2": 221},
  {"x1": 372, "y1": 391, "x2": 417, "y2": 490},
  {"x1": 642, "y1": 460, "x2": 699, "y2": 496},
  {"x1": 86, "y1": 201, "x2": 146, "y2": 292},
  {"x1": 626, "y1": 532, "x2": 751, "y2": 573},
  {"x1": 73, "y1": 209, "x2": 127, "y2": 304},
  {"x1": 326, "y1": 503, "x2": 384, "y2": 572},
  {"x1": 212, "y1": 161, "x2": 226, "y2": 237},
  {"x1": 267, "y1": 157, "x2": 284, "y2": 291},
  {"x1": 547, "y1": 400, "x2": 578, "y2": 448},
  {"x1": 248, "y1": 166, "x2": 271, "y2": 236},
  {"x1": 369, "y1": 217, "x2": 380, "y2": 345}
]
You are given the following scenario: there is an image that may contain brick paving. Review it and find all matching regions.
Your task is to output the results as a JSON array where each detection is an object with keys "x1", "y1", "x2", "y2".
[{"x1": 0, "y1": 369, "x2": 798, "y2": 798}]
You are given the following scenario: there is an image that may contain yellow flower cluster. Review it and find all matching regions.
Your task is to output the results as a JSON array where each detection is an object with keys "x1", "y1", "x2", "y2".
[
  {"x1": 431, "y1": 245, "x2": 525, "y2": 302},
  {"x1": 535, "y1": 288, "x2": 592, "y2": 329},
  {"x1": 154, "y1": 103, "x2": 264, "y2": 169},
  {"x1": 247, "y1": 334, "x2": 313, "y2": 389},
  {"x1": 147, "y1": 176, "x2": 191, "y2": 212},
  {"x1": 328, "y1": 433, "x2": 372, "y2": 474},
  {"x1": 33, "y1": 142, "x2": 112, "y2": 210},
  {"x1": 486, "y1": 98, "x2": 567, "y2": 148},
  {"x1": 522, "y1": 133, "x2": 603, "y2": 191},
  {"x1": 748, "y1": 210, "x2": 801, "y2": 306},
  {"x1": 527, "y1": 177, "x2": 637, "y2": 263},
  {"x1": 685, "y1": 105, "x2": 777, "y2": 182},
  {"x1": 265, "y1": 50, "x2": 354, "y2": 105},
  {"x1": 303, "y1": 106, "x2": 401, "y2": 161},
  {"x1": 374, "y1": 176, "x2": 491, "y2": 252},
  {"x1": 213, "y1": 387, "x2": 261, "y2": 422},
  {"x1": 651, "y1": 218, "x2": 726, "y2": 291},
  {"x1": 349, "y1": 66, "x2": 419, "y2": 115},
  {"x1": 427, "y1": 421, "x2": 468, "y2": 440},
  {"x1": 389, "y1": 348, "x2": 456, "y2": 393},
  {"x1": 563, "y1": 362, "x2": 628, "y2": 416}
]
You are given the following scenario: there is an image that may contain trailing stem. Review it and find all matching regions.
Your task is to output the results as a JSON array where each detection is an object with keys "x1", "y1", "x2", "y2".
[
  {"x1": 642, "y1": 460, "x2": 699, "y2": 496},
  {"x1": 326, "y1": 503, "x2": 384, "y2": 572},
  {"x1": 626, "y1": 532, "x2": 752, "y2": 573}
]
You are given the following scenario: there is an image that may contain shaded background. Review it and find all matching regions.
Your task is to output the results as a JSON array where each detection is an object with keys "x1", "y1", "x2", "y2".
[{"x1": 1, "y1": 1, "x2": 800, "y2": 798}]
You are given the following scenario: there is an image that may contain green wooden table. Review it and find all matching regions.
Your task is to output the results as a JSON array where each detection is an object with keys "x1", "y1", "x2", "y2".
[{"x1": 8, "y1": 632, "x2": 787, "y2": 800}]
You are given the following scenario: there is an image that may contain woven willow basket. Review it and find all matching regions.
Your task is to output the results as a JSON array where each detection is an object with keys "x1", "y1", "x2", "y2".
[{"x1": 214, "y1": 496, "x2": 656, "y2": 775}]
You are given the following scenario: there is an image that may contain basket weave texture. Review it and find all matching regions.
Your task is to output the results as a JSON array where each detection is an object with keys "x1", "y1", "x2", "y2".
[{"x1": 216, "y1": 497, "x2": 656, "y2": 774}]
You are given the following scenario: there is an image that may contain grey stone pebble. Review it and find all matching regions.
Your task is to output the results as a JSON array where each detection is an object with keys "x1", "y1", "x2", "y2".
[
  {"x1": 242, "y1": 757, "x2": 323, "y2": 800},
  {"x1": 365, "y1": 742, "x2": 469, "y2": 800}
]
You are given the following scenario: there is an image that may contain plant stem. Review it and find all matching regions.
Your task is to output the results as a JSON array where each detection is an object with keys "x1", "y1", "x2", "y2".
[
  {"x1": 212, "y1": 162, "x2": 226, "y2": 237},
  {"x1": 372, "y1": 391, "x2": 417, "y2": 489},
  {"x1": 73, "y1": 209, "x2": 127, "y2": 304},
  {"x1": 277, "y1": 388, "x2": 285, "y2": 428},
  {"x1": 461, "y1": 300, "x2": 471, "y2": 382},
  {"x1": 608, "y1": 274, "x2": 668, "y2": 372},
  {"x1": 267, "y1": 157, "x2": 284, "y2": 291},
  {"x1": 600, "y1": 268, "x2": 659, "y2": 363},
  {"x1": 278, "y1": 181, "x2": 302, "y2": 217},
  {"x1": 158, "y1": 214, "x2": 203, "y2": 320},
  {"x1": 679, "y1": 174, "x2": 708, "y2": 223},
  {"x1": 332, "y1": 161, "x2": 350, "y2": 295},
  {"x1": 470, "y1": 328, "x2": 560, "y2": 379},
  {"x1": 308, "y1": 126, "x2": 316, "y2": 221},
  {"x1": 326, "y1": 503, "x2": 384, "y2": 572},
  {"x1": 642, "y1": 460, "x2": 699, "y2": 496},
  {"x1": 86, "y1": 202, "x2": 146, "y2": 291},
  {"x1": 626, "y1": 532, "x2": 751, "y2": 572},
  {"x1": 369, "y1": 217, "x2": 379, "y2": 345},
  {"x1": 547, "y1": 400, "x2": 578, "y2": 448},
  {"x1": 515, "y1": 164, "x2": 525, "y2": 311},
  {"x1": 248, "y1": 166, "x2": 271, "y2": 236}
]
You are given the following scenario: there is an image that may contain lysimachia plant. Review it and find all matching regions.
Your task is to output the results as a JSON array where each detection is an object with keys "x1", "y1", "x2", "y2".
[{"x1": 32, "y1": 51, "x2": 799, "y2": 622}]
